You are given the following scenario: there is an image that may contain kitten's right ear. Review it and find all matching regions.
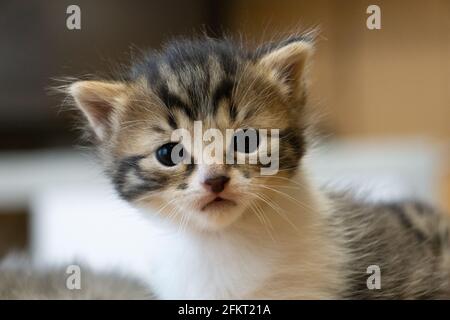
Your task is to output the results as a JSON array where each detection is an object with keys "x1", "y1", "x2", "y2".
[{"x1": 69, "y1": 81, "x2": 127, "y2": 140}]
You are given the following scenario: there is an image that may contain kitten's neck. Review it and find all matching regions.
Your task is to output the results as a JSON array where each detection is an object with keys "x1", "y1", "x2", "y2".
[{"x1": 147, "y1": 170, "x2": 344, "y2": 299}]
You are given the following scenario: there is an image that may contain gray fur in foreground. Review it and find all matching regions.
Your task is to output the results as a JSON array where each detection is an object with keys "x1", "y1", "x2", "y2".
[{"x1": 0, "y1": 254, "x2": 152, "y2": 299}]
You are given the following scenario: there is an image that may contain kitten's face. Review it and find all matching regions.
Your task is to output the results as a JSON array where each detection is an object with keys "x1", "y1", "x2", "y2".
[{"x1": 69, "y1": 37, "x2": 312, "y2": 231}]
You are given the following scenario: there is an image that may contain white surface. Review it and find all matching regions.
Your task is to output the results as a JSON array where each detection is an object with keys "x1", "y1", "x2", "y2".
[
  {"x1": 305, "y1": 138, "x2": 441, "y2": 203},
  {"x1": 31, "y1": 185, "x2": 155, "y2": 280},
  {"x1": 0, "y1": 149, "x2": 106, "y2": 210}
]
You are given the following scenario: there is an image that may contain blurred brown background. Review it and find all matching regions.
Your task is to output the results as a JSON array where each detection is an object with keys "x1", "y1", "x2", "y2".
[{"x1": 0, "y1": 0, "x2": 449, "y2": 258}]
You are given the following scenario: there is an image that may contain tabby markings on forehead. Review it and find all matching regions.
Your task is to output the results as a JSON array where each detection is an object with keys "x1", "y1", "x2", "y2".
[{"x1": 211, "y1": 79, "x2": 234, "y2": 116}]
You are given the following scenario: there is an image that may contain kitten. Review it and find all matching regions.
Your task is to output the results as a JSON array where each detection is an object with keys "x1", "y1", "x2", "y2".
[{"x1": 65, "y1": 35, "x2": 450, "y2": 299}]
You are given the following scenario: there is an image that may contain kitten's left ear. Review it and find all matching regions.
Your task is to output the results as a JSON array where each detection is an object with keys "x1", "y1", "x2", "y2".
[
  {"x1": 68, "y1": 81, "x2": 128, "y2": 140},
  {"x1": 257, "y1": 39, "x2": 313, "y2": 101}
]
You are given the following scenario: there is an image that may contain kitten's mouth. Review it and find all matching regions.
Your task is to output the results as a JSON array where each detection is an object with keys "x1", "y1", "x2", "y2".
[{"x1": 201, "y1": 196, "x2": 236, "y2": 211}]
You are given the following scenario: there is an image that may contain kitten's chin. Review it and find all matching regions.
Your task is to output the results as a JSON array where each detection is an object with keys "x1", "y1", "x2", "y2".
[
  {"x1": 186, "y1": 194, "x2": 246, "y2": 230},
  {"x1": 138, "y1": 196, "x2": 247, "y2": 231},
  {"x1": 200, "y1": 197, "x2": 237, "y2": 212},
  {"x1": 192, "y1": 204, "x2": 246, "y2": 231}
]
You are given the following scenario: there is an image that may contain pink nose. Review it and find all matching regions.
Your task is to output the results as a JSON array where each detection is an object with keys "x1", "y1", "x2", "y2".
[{"x1": 203, "y1": 175, "x2": 230, "y2": 193}]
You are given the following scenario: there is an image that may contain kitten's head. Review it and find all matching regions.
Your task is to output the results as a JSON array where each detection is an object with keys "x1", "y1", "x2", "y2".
[{"x1": 67, "y1": 35, "x2": 313, "y2": 231}]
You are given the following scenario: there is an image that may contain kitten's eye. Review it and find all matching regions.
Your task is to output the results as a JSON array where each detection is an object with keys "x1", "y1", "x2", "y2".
[
  {"x1": 156, "y1": 142, "x2": 184, "y2": 167},
  {"x1": 233, "y1": 128, "x2": 260, "y2": 154}
]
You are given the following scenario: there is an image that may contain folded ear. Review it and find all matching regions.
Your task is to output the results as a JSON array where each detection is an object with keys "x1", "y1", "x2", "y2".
[
  {"x1": 257, "y1": 39, "x2": 313, "y2": 101},
  {"x1": 69, "y1": 81, "x2": 127, "y2": 140}
]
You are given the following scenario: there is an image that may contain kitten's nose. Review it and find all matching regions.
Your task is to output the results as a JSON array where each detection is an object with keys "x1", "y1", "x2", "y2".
[{"x1": 203, "y1": 175, "x2": 230, "y2": 193}]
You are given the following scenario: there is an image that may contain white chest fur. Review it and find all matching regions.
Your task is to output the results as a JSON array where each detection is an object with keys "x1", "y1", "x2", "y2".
[
  {"x1": 148, "y1": 226, "x2": 276, "y2": 299},
  {"x1": 145, "y1": 195, "x2": 345, "y2": 299}
]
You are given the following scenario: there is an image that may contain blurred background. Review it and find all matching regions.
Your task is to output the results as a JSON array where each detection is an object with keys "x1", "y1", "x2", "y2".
[{"x1": 0, "y1": 0, "x2": 449, "y2": 277}]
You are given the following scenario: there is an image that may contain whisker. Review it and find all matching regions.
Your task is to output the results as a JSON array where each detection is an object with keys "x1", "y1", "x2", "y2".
[
  {"x1": 253, "y1": 183, "x2": 318, "y2": 214},
  {"x1": 247, "y1": 189, "x2": 300, "y2": 233}
]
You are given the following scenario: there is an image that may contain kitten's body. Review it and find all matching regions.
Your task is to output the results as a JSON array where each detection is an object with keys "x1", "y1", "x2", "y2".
[
  {"x1": 65, "y1": 35, "x2": 450, "y2": 299},
  {"x1": 334, "y1": 195, "x2": 450, "y2": 299},
  {"x1": 145, "y1": 168, "x2": 450, "y2": 300}
]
